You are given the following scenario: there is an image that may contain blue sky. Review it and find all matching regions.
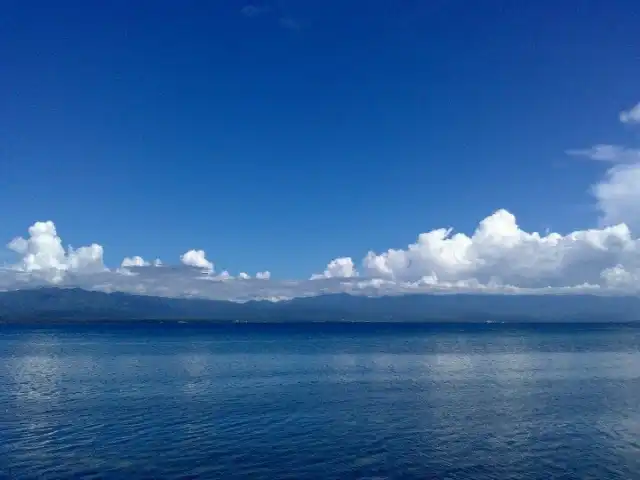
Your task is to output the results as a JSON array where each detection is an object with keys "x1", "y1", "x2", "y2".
[{"x1": 2, "y1": 0, "x2": 640, "y2": 285}]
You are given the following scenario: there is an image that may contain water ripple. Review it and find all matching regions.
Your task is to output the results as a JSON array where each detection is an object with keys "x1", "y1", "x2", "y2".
[{"x1": 2, "y1": 323, "x2": 640, "y2": 479}]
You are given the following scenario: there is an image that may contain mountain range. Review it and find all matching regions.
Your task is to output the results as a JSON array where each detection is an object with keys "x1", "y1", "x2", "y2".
[{"x1": 1, "y1": 288, "x2": 639, "y2": 323}]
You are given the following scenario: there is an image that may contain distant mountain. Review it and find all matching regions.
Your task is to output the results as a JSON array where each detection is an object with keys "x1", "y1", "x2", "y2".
[{"x1": 0, "y1": 287, "x2": 639, "y2": 322}]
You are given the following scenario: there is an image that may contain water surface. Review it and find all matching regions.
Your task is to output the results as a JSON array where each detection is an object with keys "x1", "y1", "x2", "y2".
[{"x1": 1, "y1": 322, "x2": 640, "y2": 479}]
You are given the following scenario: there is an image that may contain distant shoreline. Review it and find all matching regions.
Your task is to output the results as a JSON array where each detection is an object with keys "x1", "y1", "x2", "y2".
[{"x1": 2, "y1": 319, "x2": 638, "y2": 328}]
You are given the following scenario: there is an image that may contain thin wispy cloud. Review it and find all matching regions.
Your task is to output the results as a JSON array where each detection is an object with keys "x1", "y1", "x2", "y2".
[
  {"x1": 566, "y1": 145, "x2": 640, "y2": 163},
  {"x1": 241, "y1": 5, "x2": 270, "y2": 18},
  {"x1": 279, "y1": 16, "x2": 301, "y2": 31},
  {"x1": 241, "y1": 3, "x2": 302, "y2": 31}
]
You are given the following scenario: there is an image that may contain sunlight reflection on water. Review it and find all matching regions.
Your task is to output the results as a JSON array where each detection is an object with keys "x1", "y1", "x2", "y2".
[{"x1": 1, "y1": 323, "x2": 640, "y2": 479}]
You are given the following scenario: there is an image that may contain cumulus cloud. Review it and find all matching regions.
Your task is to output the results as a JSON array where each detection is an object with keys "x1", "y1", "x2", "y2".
[
  {"x1": 0, "y1": 221, "x2": 288, "y2": 300},
  {"x1": 120, "y1": 256, "x2": 163, "y2": 269},
  {"x1": 121, "y1": 256, "x2": 149, "y2": 268},
  {"x1": 312, "y1": 257, "x2": 358, "y2": 279},
  {"x1": 569, "y1": 100, "x2": 640, "y2": 233},
  {"x1": 6, "y1": 221, "x2": 105, "y2": 283},
  {"x1": 4, "y1": 99, "x2": 640, "y2": 300},
  {"x1": 358, "y1": 209, "x2": 640, "y2": 290},
  {"x1": 592, "y1": 163, "x2": 640, "y2": 232},
  {"x1": 3, "y1": 213, "x2": 640, "y2": 300},
  {"x1": 601, "y1": 264, "x2": 639, "y2": 289},
  {"x1": 180, "y1": 249, "x2": 214, "y2": 271},
  {"x1": 620, "y1": 102, "x2": 640, "y2": 125},
  {"x1": 218, "y1": 270, "x2": 232, "y2": 280}
]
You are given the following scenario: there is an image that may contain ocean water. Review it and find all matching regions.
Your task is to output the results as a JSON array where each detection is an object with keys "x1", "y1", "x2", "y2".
[{"x1": 1, "y1": 323, "x2": 640, "y2": 479}]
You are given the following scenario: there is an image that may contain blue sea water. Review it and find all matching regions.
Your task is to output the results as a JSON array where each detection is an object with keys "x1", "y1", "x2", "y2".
[{"x1": 1, "y1": 322, "x2": 640, "y2": 479}]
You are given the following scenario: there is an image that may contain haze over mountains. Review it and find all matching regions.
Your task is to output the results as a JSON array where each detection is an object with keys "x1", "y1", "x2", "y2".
[{"x1": 1, "y1": 288, "x2": 639, "y2": 323}]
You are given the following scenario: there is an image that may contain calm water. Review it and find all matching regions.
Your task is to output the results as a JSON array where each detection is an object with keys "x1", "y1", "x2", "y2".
[{"x1": 1, "y1": 322, "x2": 640, "y2": 479}]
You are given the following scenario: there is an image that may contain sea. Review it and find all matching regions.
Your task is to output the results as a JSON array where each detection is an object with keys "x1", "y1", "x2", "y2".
[{"x1": 1, "y1": 322, "x2": 640, "y2": 479}]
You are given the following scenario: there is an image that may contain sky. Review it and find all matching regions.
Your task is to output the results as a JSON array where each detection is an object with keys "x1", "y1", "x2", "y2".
[{"x1": 2, "y1": 0, "x2": 640, "y2": 300}]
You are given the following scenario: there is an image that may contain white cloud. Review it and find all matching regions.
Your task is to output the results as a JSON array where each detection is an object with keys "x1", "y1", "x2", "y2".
[
  {"x1": 592, "y1": 163, "x2": 640, "y2": 233},
  {"x1": 180, "y1": 249, "x2": 214, "y2": 271},
  {"x1": 567, "y1": 145, "x2": 640, "y2": 163},
  {"x1": 620, "y1": 102, "x2": 640, "y2": 125},
  {"x1": 4, "y1": 98, "x2": 640, "y2": 301},
  {"x1": 359, "y1": 209, "x2": 640, "y2": 290},
  {"x1": 67, "y1": 245, "x2": 105, "y2": 274},
  {"x1": 312, "y1": 257, "x2": 358, "y2": 279},
  {"x1": 218, "y1": 270, "x2": 232, "y2": 280},
  {"x1": 1, "y1": 222, "x2": 292, "y2": 299},
  {"x1": 569, "y1": 100, "x2": 640, "y2": 234},
  {"x1": 6, "y1": 221, "x2": 105, "y2": 283},
  {"x1": 0, "y1": 210, "x2": 640, "y2": 300},
  {"x1": 3, "y1": 211, "x2": 640, "y2": 300},
  {"x1": 121, "y1": 256, "x2": 149, "y2": 268},
  {"x1": 7, "y1": 237, "x2": 28, "y2": 254},
  {"x1": 601, "y1": 264, "x2": 639, "y2": 289}
]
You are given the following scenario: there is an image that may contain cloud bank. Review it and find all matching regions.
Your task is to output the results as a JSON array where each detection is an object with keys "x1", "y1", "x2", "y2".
[
  {"x1": 2, "y1": 101, "x2": 640, "y2": 301},
  {"x1": 2, "y1": 210, "x2": 640, "y2": 300}
]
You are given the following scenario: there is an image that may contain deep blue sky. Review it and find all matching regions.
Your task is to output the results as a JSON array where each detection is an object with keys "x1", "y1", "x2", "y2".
[{"x1": 1, "y1": 0, "x2": 639, "y2": 277}]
